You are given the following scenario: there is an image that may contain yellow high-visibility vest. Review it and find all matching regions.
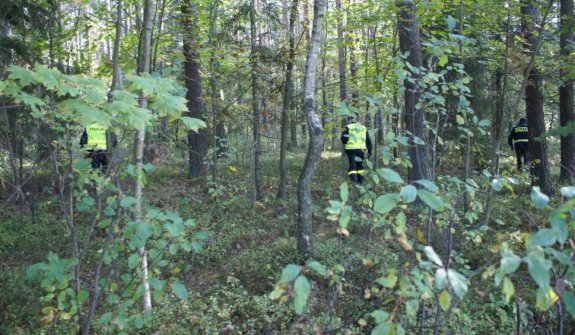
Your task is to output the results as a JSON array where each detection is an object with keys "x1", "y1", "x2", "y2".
[
  {"x1": 345, "y1": 123, "x2": 367, "y2": 150},
  {"x1": 86, "y1": 123, "x2": 107, "y2": 150}
]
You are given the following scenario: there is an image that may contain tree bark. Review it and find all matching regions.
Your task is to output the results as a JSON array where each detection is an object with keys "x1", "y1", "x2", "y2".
[
  {"x1": 521, "y1": 0, "x2": 553, "y2": 195},
  {"x1": 278, "y1": 0, "x2": 299, "y2": 199},
  {"x1": 559, "y1": 0, "x2": 575, "y2": 181},
  {"x1": 297, "y1": 0, "x2": 325, "y2": 257},
  {"x1": 250, "y1": 0, "x2": 263, "y2": 201},
  {"x1": 335, "y1": 0, "x2": 347, "y2": 109},
  {"x1": 396, "y1": 0, "x2": 431, "y2": 182},
  {"x1": 135, "y1": 0, "x2": 153, "y2": 313},
  {"x1": 182, "y1": 0, "x2": 207, "y2": 178}
]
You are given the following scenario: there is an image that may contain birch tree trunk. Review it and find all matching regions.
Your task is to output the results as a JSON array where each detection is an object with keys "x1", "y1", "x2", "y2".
[
  {"x1": 135, "y1": 0, "x2": 153, "y2": 312},
  {"x1": 297, "y1": 0, "x2": 325, "y2": 257},
  {"x1": 559, "y1": 0, "x2": 575, "y2": 182},
  {"x1": 396, "y1": 0, "x2": 430, "y2": 182}
]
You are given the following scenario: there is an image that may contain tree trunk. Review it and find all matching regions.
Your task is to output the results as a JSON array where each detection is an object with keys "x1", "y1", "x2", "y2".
[
  {"x1": 559, "y1": 0, "x2": 575, "y2": 182},
  {"x1": 297, "y1": 0, "x2": 325, "y2": 257},
  {"x1": 396, "y1": 0, "x2": 430, "y2": 182},
  {"x1": 182, "y1": 0, "x2": 207, "y2": 178},
  {"x1": 278, "y1": 0, "x2": 299, "y2": 199},
  {"x1": 135, "y1": 0, "x2": 153, "y2": 313},
  {"x1": 521, "y1": 0, "x2": 553, "y2": 195},
  {"x1": 335, "y1": 0, "x2": 347, "y2": 110},
  {"x1": 250, "y1": 0, "x2": 263, "y2": 201}
]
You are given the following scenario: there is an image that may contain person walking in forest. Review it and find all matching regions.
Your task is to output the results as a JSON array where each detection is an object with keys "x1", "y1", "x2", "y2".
[
  {"x1": 508, "y1": 117, "x2": 529, "y2": 171},
  {"x1": 341, "y1": 115, "x2": 372, "y2": 183},
  {"x1": 80, "y1": 123, "x2": 116, "y2": 171}
]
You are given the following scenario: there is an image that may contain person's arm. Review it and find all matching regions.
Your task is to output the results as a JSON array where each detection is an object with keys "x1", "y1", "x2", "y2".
[
  {"x1": 341, "y1": 126, "x2": 349, "y2": 145},
  {"x1": 507, "y1": 127, "x2": 514, "y2": 149},
  {"x1": 80, "y1": 129, "x2": 87, "y2": 147}
]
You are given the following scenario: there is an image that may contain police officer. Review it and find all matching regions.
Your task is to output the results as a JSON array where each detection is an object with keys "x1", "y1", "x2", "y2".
[
  {"x1": 80, "y1": 123, "x2": 116, "y2": 171},
  {"x1": 508, "y1": 117, "x2": 529, "y2": 171},
  {"x1": 341, "y1": 115, "x2": 372, "y2": 183}
]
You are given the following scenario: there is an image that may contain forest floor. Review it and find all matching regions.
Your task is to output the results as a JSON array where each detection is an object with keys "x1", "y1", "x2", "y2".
[{"x1": 0, "y1": 146, "x2": 569, "y2": 334}]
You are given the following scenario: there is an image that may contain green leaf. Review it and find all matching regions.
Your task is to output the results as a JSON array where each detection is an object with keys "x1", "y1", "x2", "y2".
[
  {"x1": 530, "y1": 186, "x2": 550, "y2": 209},
  {"x1": 340, "y1": 182, "x2": 349, "y2": 202},
  {"x1": 496, "y1": 248, "x2": 522, "y2": 285},
  {"x1": 376, "y1": 272, "x2": 398, "y2": 288},
  {"x1": 128, "y1": 253, "x2": 140, "y2": 269},
  {"x1": 439, "y1": 290, "x2": 450, "y2": 311},
  {"x1": 491, "y1": 178, "x2": 503, "y2": 191},
  {"x1": 77, "y1": 288, "x2": 89, "y2": 304},
  {"x1": 502, "y1": 277, "x2": 514, "y2": 303},
  {"x1": 528, "y1": 229, "x2": 557, "y2": 249},
  {"x1": 377, "y1": 168, "x2": 404, "y2": 184},
  {"x1": 150, "y1": 95, "x2": 188, "y2": 117},
  {"x1": 171, "y1": 281, "x2": 188, "y2": 299},
  {"x1": 371, "y1": 323, "x2": 393, "y2": 335},
  {"x1": 181, "y1": 117, "x2": 207, "y2": 132},
  {"x1": 414, "y1": 179, "x2": 438, "y2": 192},
  {"x1": 8, "y1": 65, "x2": 37, "y2": 86},
  {"x1": 307, "y1": 261, "x2": 328, "y2": 277},
  {"x1": 279, "y1": 264, "x2": 302, "y2": 283},
  {"x1": 120, "y1": 196, "x2": 137, "y2": 208},
  {"x1": 525, "y1": 251, "x2": 551, "y2": 289},
  {"x1": 127, "y1": 74, "x2": 155, "y2": 96},
  {"x1": 564, "y1": 292, "x2": 575, "y2": 320},
  {"x1": 424, "y1": 246, "x2": 443, "y2": 266},
  {"x1": 269, "y1": 287, "x2": 284, "y2": 300},
  {"x1": 293, "y1": 276, "x2": 311, "y2": 315},
  {"x1": 550, "y1": 214, "x2": 568, "y2": 245},
  {"x1": 447, "y1": 15, "x2": 456, "y2": 30},
  {"x1": 560, "y1": 186, "x2": 575, "y2": 198},
  {"x1": 339, "y1": 205, "x2": 352, "y2": 229},
  {"x1": 98, "y1": 312, "x2": 113, "y2": 325},
  {"x1": 417, "y1": 190, "x2": 444, "y2": 212},
  {"x1": 374, "y1": 193, "x2": 399, "y2": 214},
  {"x1": 447, "y1": 269, "x2": 468, "y2": 299},
  {"x1": 438, "y1": 54, "x2": 449, "y2": 67},
  {"x1": 370, "y1": 310, "x2": 390, "y2": 323},
  {"x1": 401, "y1": 185, "x2": 417, "y2": 203},
  {"x1": 405, "y1": 300, "x2": 419, "y2": 319},
  {"x1": 435, "y1": 268, "x2": 447, "y2": 290}
]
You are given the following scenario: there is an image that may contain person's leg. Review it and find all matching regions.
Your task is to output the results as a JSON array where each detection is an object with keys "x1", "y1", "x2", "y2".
[
  {"x1": 347, "y1": 151, "x2": 359, "y2": 183},
  {"x1": 515, "y1": 147, "x2": 522, "y2": 171},
  {"x1": 356, "y1": 151, "x2": 365, "y2": 183},
  {"x1": 92, "y1": 150, "x2": 104, "y2": 170}
]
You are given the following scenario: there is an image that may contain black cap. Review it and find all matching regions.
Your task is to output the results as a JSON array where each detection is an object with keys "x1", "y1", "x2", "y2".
[{"x1": 519, "y1": 118, "x2": 527, "y2": 124}]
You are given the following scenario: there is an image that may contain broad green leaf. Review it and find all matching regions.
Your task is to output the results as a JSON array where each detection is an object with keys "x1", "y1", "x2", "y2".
[
  {"x1": 371, "y1": 323, "x2": 393, "y2": 335},
  {"x1": 536, "y1": 286, "x2": 559, "y2": 310},
  {"x1": 181, "y1": 117, "x2": 207, "y2": 132},
  {"x1": 456, "y1": 114, "x2": 465, "y2": 125},
  {"x1": 424, "y1": 246, "x2": 444, "y2": 266},
  {"x1": 370, "y1": 310, "x2": 390, "y2": 323},
  {"x1": 98, "y1": 312, "x2": 113, "y2": 325},
  {"x1": 376, "y1": 272, "x2": 398, "y2": 288},
  {"x1": 128, "y1": 253, "x2": 140, "y2": 269},
  {"x1": 496, "y1": 248, "x2": 522, "y2": 285},
  {"x1": 8, "y1": 65, "x2": 37, "y2": 86},
  {"x1": 293, "y1": 276, "x2": 311, "y2": 315},
  {"x1": 120, "y1": 196, "x2": 137, "y2": 208},
  {"x1": 439, "y1": 290, "x2": 450, "y2": 311},
  {"x1": 279, "y1": 264, "x2": 301, "y2": 283},
  {"x1": 447, "y1": 269, "x2": 468, "y2": 299},
  {"x1": 171, "y1": 281, "x2": 188, "y2": 299},
  {"x1": 550, "y1": 214, "x2": 568, "y2": 244},
  {"x1": 528, "y1": 229, "x2": 557, "y2": 249},
  {"x1": 269, "y1": 287, "x2": 284, "y2": 300},
  {"x1": 150, "y1": 95, "x2": 187, "y2": 117},
  {"x1": 525, "y1": 251, "x2": 551, "y2": 289},
  {"x1": 560, "y1": 186, "x2": 575, "y2": 198},
  {"x1": 435, "y1": 268, "x2": 447, "y2": 290},
  {"x1": 374, "y1": 193, "x2": 399, "y2": 214},
  {"x1": 447, "y1": 15, "x2": 456, "y2": 30},
  {"x1": 401, "y1": 185, "x2": 417, "y2": 203},
  {"x1": 339, "y1": 205, "x2": 352, "y2": 229},
  {"x1": 530, "y1": 187, "x2": 549, "y2": 209},
  {"x1": 502, "y1": 277, "x2": 514, "y2": 303},
  {"x1": 438, "y1": 54, "x2": 449, "y2": 67},
  {"x1": 377, "y1": 168, "x2": 404, "y2": 184},
  {"x1": 405, "y1": 299, "x2": 419, "y2": 319},
  {"x1": 307, "y1": 261, "x2": 328, "y2": 277},
  {"x1": 491, "y1": 178, "x2": 503, "y2": 191},
  {"x1": 417, "y1": 190, "x2": 445, "y2": 212},
  {"x1": 127, "y1": 74, "x2": 155, "y2": 96},
  {"x1": 340, "y1": 182, "x2": 349, "y2": 202},
  {"x1": 415, "y1": 179, "x2": 438, "y2": 192},
  {"x1": 564, "y1": 292, "x2": 575, "y2": 320},
  {"x1": 77, "y1": 288, "x2": 89, "y2": 304}
]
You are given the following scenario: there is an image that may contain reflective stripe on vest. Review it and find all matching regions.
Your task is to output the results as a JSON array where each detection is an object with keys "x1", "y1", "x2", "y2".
[
  {"x1": 513, "y1": 126, "x2": 529, "y2": 144},
  {"x1": 86, "y1": 123, "x2": 107, "y2": 150},
  {"x1": 345, "y1": 123, "x2": 367, "y2": 150}
]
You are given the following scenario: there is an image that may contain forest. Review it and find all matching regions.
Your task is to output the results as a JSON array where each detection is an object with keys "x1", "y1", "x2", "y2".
[{"x1": 1, "y1": 0, "x2": 575, "y2": 334}]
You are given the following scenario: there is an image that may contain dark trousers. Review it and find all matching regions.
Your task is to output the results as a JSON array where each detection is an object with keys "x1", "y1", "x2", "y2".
[
  {"x1": 87, "y1": 150, "x2": 109, "y2": 171},
  {"x1": 345, "y1": 149, "x2": 365, "y2": 183},
  {"x1": 514, "y1": 144, "x2": 529, "y2": 171}
]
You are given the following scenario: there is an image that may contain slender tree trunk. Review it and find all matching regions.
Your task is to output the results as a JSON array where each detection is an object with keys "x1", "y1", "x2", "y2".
[
  {"x1": 396, "y1": 0, "x2": 430, "y2": 182},
  {"x1": 559, "y1": 0, "x2": 575, "y2": 181},
  {"x1": 135, "y1": 0, "x2": 153, "y2": 313},
  {"x1": 182, "y1": 0, "x2": 207, "y2": 178},
  {"x1": 250, "y1": 0, "x2": 263, "y2": 201},
  {"x1": 335, "y1": 0, "x2": 347, "y2": 111},
  {"x1": 297, "y1": 0, "x2": 325, "y2": 257},
  {"x1": 278, "y1": 0, "x2": 299, "y2": 199},
  {"x1": 522, "y1": 0, "x2": 553, "y2": 195}
]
